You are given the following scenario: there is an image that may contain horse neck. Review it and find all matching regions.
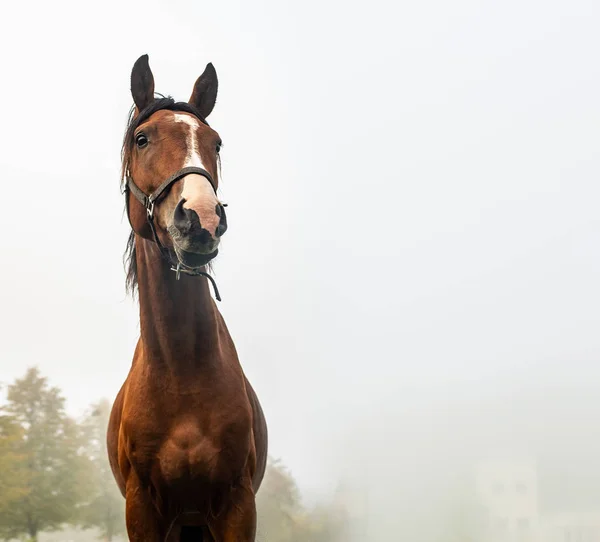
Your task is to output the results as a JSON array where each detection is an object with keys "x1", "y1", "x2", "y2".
[{"x1": 135, "y1": 235, "x2": 221, "y2": 369}]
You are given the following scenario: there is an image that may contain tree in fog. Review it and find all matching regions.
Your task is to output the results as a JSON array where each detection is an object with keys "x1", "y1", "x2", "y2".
[
  {"x1": 440, "y1": 472, "x2": 486, "y2": 542},
  {"x1": 77, "y1": 399, "x2": 125, "y2": 541},
  {"x1": 0, "y1": 414, "x2": 27, "y2": 512},
  {"x1": 257, "y1": 457, "x2": 304, "y2": 541},
  {"x1": 256, "y1": 457, "x2": 344, "y2": 542},
  {"x1": 0, "y1": 368, "x2": 88, "y2": 541}
]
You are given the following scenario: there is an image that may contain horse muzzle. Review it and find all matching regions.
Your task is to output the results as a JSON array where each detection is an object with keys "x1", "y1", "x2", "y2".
[{"x1": 167, "y1": 198, "x2": 227, "y2": 267}]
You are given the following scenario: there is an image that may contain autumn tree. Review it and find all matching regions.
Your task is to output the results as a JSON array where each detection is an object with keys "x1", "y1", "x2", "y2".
[
  {"x1": 256, "y1": 457, "x2": 305, "y2": 541},
  {"x1": 0, "y1": 368, "x2": 88, "y2": 542},
  {"x1": 0, "y1": 414, "x2": 27, "y2": 513},
  {"x1": 256, "y1": 457, "x2": 346, "y2": 542},
  {"x1": 77, "y1": 399, "x2": 125, "y2": 541}
]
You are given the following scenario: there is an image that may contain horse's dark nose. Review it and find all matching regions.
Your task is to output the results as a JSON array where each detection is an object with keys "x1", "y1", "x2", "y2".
[
  {"x1": 170, "y1": 200, "x2": 227, "y2": 254},
  {"x1": 173, "y1": 199, "x2": 212, "y2": 243}
]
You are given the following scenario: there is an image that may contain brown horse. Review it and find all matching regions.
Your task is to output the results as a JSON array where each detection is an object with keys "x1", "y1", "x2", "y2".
[{"x1": 107, "y1": 55, "x2": 268, "y2": 542}]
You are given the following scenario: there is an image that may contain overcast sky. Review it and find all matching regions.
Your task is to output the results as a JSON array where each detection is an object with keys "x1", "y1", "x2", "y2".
[{"x1": 1, "y1": 0, "x2": 599, "y2": 512}]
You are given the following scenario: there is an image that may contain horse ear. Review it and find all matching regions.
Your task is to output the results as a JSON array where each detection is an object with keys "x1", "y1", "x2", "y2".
[
  {"x1": 131, "y1": 54, "x2": 155, "y2": 112},
  {"x1": 189, "y1": 63, "x2": 218, "y2": 118}
]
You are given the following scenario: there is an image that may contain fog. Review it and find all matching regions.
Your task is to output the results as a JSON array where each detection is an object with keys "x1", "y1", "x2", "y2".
[{"x1": 1, "y1": 0, "x2": 599, "y2": 540}]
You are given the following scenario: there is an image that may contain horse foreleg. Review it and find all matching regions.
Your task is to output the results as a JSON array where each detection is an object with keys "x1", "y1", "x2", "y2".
[
  {"x1": 207, "y1": 477, "x2": 257, "y2": 542},
  {"x1": 125, "y1": 473, "x2": 164, "y2": 542}
]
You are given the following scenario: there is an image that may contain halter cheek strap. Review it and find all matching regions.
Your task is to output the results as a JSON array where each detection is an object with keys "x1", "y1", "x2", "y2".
[{"x1": 124, "y1": 166, "x2": 223, "y2": 301}]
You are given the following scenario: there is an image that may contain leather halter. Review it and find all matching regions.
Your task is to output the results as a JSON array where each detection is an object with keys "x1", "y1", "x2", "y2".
[
  {"x1": 124, "y1": 166, "x2": 223, "y2": 301},
  {"x1": 126, "y1": 166, "x2": 216, "y2": 223}
]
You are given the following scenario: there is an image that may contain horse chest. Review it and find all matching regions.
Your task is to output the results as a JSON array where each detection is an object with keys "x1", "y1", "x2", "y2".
[
  {"x1": 166, "y1": 421, "x2": 251, "y2": 487},
  {"x1": 126, "y1": 409, "x2": 252, "y2": 491}
]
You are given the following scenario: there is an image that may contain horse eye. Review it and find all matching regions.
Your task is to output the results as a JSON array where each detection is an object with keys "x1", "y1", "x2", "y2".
[
  {"x1": 135, "y1": 134, "x2": 148, "y2": 148},
  {"x1": 216, "y1": 142, "x2": 222, "y2": 153}
]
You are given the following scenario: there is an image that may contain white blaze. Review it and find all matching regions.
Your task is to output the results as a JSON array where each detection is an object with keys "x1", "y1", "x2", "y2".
[
  {"x1": 173, "y1": 113, "x2": 220, "y2": 237},
  {"x1": 173, "y1": 113, "x2": 205, "y2": 168}
]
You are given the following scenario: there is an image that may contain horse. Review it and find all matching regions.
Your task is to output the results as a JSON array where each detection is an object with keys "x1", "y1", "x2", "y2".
[{"x1": 107, "y1": 54, "x2": 268, "y2": 542}]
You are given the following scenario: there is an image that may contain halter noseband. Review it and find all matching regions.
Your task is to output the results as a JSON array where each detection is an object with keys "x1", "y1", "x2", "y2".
[
  {"x1": 124, "y1": 165, "x2": 223, "y2": 301},
  {"x1": 126, "y1": 166, "x2": 216, "y2": 220}
]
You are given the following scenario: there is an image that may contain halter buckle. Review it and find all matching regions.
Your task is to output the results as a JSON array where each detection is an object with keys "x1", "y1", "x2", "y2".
[{"x1": 147, "y1": 201, "x2": 155, "y2": 218}]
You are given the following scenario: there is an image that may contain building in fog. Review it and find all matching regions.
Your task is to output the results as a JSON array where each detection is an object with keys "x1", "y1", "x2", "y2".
[
  {"x1": 474, "y1": 456, "x2": 540, "y2": 542},
  {"x1": 473, "y1": 456, "x2": 600, "y2": 542}
]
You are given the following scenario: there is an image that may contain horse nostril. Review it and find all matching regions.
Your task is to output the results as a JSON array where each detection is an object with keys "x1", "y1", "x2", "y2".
[
  {"x1": 173, "y1": 199, "x2": 197, "y2": 235},
  {"x1": 172, "y1": 199, "x2": 221, "y2": 248}
]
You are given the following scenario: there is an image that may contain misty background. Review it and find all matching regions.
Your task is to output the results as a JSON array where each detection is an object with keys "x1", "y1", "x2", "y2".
[{"x1": 0, "y1": 0, "x2": 599, "y2": 540}]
